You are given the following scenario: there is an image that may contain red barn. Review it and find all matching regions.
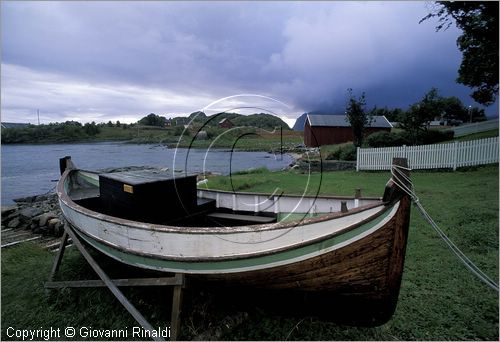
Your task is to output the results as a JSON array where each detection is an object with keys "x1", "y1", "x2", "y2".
[
  {"x1": 218, "y1": 118, "x2": 234, "y2": 129},
  {"x1": 304, "y1": 114, "x2": 392, "y2": 147}
]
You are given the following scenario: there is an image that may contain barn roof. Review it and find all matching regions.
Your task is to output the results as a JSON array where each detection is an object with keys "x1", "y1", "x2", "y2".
[{"x1": 306, "y1": 115, "x2": 392, "y2": 128}]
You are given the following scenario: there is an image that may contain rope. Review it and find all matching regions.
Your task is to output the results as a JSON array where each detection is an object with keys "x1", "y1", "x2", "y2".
[{"x1": 391, "y1": 165, "x2": 499, "y2": 292}]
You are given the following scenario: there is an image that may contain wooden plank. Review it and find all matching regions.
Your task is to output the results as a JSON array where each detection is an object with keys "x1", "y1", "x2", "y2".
[
  {"x1": 1, "y1": 236, "x2": 41, "y2": 248},
  {"x1": 45, "y1": 277, "x2": 184, "y2": 289},
  {"x1": 170, "y1": 274, "x2": 185, "y2": 341},
  {"x1": 48, "y1": 231, "x2": 68, "y2": 282},
  {"x1": 62, "y1": 223, "x2": 164, "y2": 341},
  {"x1": 51, "y1": 244, "x2": 73, "y2": 253},
  {"x1": 206, "y1": 212, "x2": 275, "y2": 223},
  {"x1": 44, "y1": 238, "x2": 72, "y2": 250},
  {"x1": 2, "y1": 231, "x2": 33, "y2": 240}
]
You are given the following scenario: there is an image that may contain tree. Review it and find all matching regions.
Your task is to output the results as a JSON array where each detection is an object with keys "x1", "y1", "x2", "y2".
[
  {"x1": 138, "y1": 113, "x2": 167, "y2": 127},
  {"x1": 439, "y1": 96, "x2": 468, "y2": 121},
  {"x1": 399, "y1": 88, "x2": 442, "y2": 144},
  {"x1": 83, "y1": 121, "x2": 100, "y2": 136},
  {"x1": 369, "y1": 106, "x2": 404, "y2": 122},
  {"x1": 345, "y1": 89, "x2": 372, "y2": 147},
  {"x1": 421, "y1": 1, "x2": 499, "y2": 105}
]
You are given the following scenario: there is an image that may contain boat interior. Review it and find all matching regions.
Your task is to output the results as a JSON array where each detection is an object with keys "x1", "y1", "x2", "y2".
[{"x1": 67, "y1": 169, "x2": 381, "y2": 227}]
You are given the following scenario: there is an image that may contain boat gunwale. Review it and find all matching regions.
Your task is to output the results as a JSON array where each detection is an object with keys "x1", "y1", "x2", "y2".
[
  {"x1": 62, "y1": 200, "x2": 399, "y2": 263},
  {"x1": 58, "y1": 168, "x2": 388, "y2": 235}
]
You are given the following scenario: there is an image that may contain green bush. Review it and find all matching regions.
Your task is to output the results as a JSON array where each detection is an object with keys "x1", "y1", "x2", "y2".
[
  {"x1": 419, "y1": 129, "x2": 454, "y2": 144},
  {"x1": 366, "y1": 130, "x2": 454, "y2": 147},
  {"x1": 325, "y1": 144, "x2": 357, "y2": 161},
  {"x1": 366, "y1": 131, "x2": 410, "y2": 147},
  {"x1": 339, "y1": 144, "x2": 357, "y2": 161},
  {"x1": 232, "y1": 167, "x2": 268, "y2": 175},
  {"x1": 325, "y1": 147, "x2": 341, "y2": 160}
]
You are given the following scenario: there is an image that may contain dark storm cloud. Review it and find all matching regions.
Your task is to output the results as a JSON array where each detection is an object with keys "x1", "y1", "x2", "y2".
[{"x1": 1, "y1": 1, "x2": 494, "y2": 125}]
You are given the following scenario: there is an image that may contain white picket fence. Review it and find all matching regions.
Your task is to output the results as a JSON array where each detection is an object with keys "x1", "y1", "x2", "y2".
[{"x1": 356, "y1": 137, "x2": 499, "y2": 171}]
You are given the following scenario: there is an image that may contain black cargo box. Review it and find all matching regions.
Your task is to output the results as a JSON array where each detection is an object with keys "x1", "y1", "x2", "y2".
[{"x1": 99, "y1": 170, "x2": 198, "y2": 223}]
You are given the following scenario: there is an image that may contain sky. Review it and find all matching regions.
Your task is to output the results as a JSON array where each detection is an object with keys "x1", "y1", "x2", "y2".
[{"x1": 1, "y1": 1, "x2": 497, "y2": 128}]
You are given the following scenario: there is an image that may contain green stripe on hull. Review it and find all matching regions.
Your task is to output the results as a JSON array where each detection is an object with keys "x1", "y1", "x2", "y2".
[{"x1": 75, "y1": 205, "x2": 394, "y2": 273}]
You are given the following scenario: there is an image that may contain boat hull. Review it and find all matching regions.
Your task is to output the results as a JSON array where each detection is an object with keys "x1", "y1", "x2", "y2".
[{"x1": 57, "y1": 161, "x2": 411, "y2": 325}]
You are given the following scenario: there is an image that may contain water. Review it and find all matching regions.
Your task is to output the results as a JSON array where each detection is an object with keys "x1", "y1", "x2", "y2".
[{"x1": 1, "y1": 142, "x2": 292, "y2": 204}]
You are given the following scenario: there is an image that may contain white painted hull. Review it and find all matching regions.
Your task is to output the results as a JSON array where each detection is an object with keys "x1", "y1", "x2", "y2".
[{"x1": 56, "y1": 159, "x2": 412, "y2": 324}]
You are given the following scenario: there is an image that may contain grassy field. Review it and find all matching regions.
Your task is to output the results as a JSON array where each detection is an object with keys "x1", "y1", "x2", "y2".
[
  {"x1": 454, "y1": 128, "x2": 499, "y2": 141},
  {"x1": 2, "y1": 165, "x2": 498, "y2": 340}
]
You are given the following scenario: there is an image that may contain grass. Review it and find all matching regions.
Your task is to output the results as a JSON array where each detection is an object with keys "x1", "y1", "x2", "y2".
[
  {"x1": 454, "y1": 128, "x2": 499, "y2": 141},
  {"x1": 2, "y1": 166, "x2": 498, "y2": 340}
]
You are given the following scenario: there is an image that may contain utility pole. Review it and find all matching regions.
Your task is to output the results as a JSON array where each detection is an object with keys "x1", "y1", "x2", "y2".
[{"x1": 37, "y1": 109, "x2": 40, "y2": 125}]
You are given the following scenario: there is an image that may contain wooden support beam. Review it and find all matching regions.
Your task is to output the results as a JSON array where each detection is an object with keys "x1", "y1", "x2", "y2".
[
  {"x1": 46, "y1": 222, "x2": 188, "y2": 341},
  {"x1": 61, "y1": 223, "x2": 164, "y2": 342},
  {"x1": 48, "y1": 231, "x2": 68, "y2": 282},
  {"x1": 45, "y1": 277, "x2": 184, "y2": 289},
  {"x1": 170, "y1": 274, "x2": 185, "y2": 341}
]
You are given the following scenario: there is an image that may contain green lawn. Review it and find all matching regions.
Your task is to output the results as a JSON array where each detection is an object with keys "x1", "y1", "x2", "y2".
[
  {"x1": 2, "y1": 165, "x2": 498, "y2": 340},
  {"x1": 454, "y1": 128, "x2": 499, "y2": 141}
]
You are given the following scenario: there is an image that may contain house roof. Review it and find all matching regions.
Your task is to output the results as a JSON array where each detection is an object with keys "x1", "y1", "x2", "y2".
[
  {"x1": 219, "y1": 118, "x2": 232, "y2": 124},
  {"x1": 1, "y1": 122, "x2": 30, "y2": 129},
  {"x1": 306, "y1": 114, "x2": 392, "y2": 128}
]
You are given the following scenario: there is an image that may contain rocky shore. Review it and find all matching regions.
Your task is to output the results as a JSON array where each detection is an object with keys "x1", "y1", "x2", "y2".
[{"x1": 1, "y1": 193, "x2": 64, "y2": 247}]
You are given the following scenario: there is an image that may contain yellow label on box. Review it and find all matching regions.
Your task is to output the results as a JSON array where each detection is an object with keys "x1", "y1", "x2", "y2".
[{"x1": 123, "y1": 184, "x2": 134, "y2": 194}]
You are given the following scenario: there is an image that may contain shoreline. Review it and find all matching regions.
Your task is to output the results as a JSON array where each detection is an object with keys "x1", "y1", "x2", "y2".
[{"x1": 2, "y1": 140, "x2": 307, "y2": 154}]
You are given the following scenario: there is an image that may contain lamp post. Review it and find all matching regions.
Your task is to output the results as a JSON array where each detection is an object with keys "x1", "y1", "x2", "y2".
[{"x1": 468, "y1": 105, "x2": 472, "y2": 123}]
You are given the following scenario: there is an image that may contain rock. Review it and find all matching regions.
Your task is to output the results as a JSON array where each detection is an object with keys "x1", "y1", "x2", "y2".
[
  {"x1": 38, "y1": 212, "x2": 58, "y2": 227},
  {"x1": 47, "y1": 218, "x2": 60, "y2": 228},
  {"x1": 7, "y1": 217, "x2": 20, "y2": 228},
  {"x1": 53, "y1": 221, "x2": 64, "y2": 237},
  {"x1": 13, "y1": 195, "x2": 36, "y2": 204},
  {"x1": 34, "y1": 194, "x2": 49, "y2": 202},
  {"x1": 2, "y1": 211, "x2": 19, "y2": 224},
  {"x1": 19, "y1": 207, "x2": 44, "y2": 221},
  {"x1": 1, "y1": 205, "x2": 18, "y2": 216}
]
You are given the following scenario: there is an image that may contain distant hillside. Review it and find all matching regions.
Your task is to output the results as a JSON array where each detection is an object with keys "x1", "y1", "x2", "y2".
[
  {"x1": 169, "y1": 112, "x2": 290, "y2": 130},
  {"x1": 293, "y1": 113, "x2": 307, "y2": 131},
  {"x1": 231, "y1": 113, "x2": 290, "y2": 130}
]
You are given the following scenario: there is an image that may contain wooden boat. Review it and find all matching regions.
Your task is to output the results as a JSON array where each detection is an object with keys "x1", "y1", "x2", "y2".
[{"x1": 57, "y1": 157, "x2": 411, "y2": 325}]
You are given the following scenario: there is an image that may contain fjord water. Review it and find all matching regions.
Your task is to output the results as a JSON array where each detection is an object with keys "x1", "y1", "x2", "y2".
[{"x1": 1, "y1": 142, "x2": 292, "y2": 204}]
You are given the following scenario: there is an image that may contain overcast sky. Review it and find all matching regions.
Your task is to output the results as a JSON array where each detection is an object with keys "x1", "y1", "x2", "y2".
[{"x1": 1, "y1": 1, "x2": 496, "y2": 127}]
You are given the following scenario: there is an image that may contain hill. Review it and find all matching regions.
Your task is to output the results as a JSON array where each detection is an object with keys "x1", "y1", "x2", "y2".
[
  {"x1": 293, "y1": 113, "x2": 307, "y2": 131},
  {"x1": 168, "y1": 112, "x2": 290, "y2": 130}
]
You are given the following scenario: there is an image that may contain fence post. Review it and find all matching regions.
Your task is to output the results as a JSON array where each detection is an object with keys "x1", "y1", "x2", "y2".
[
  {"x1": 356, "y1": 146, "x2": 360, "y2": 172},
  {"x1": 453, "y1": 141, "x2": 458, "y2": 171}
]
